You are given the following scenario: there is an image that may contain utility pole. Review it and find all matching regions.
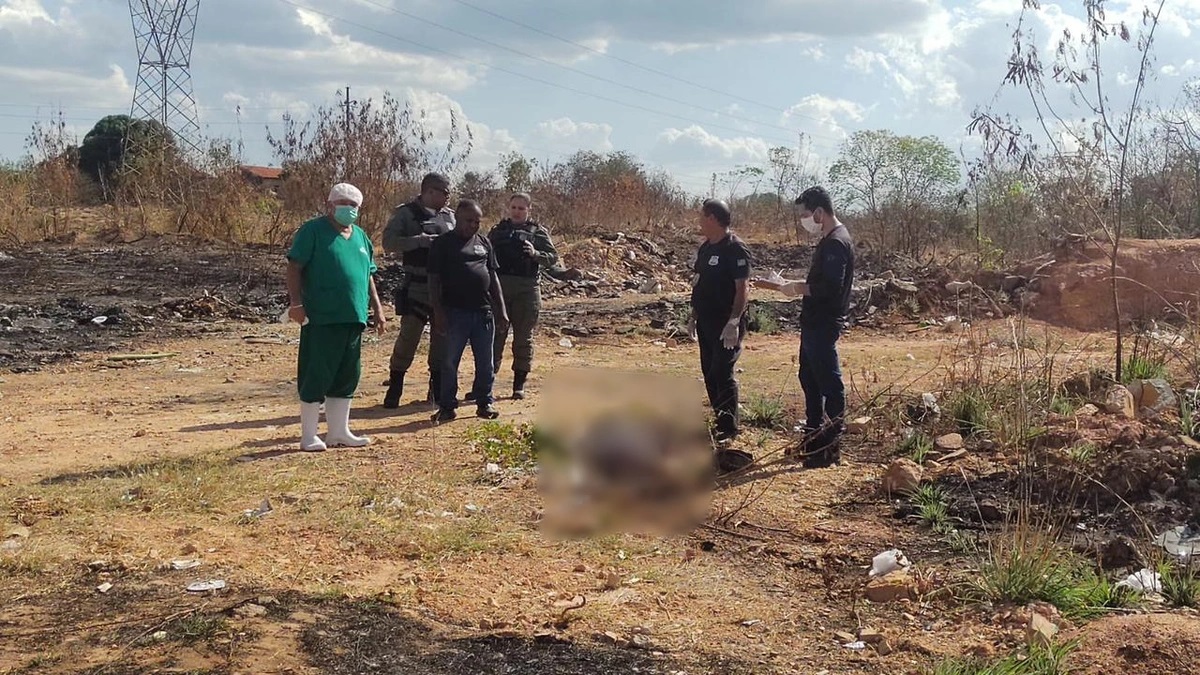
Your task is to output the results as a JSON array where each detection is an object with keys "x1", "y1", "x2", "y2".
[{"x1": 342, "y1": 86, "x2": 356, "y2": 172}]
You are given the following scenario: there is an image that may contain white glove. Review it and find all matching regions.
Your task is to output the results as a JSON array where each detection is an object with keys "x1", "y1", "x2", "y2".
[
  {"x1": 721, "y1": 320, "x2": 739, "y2": 350},
  {"x1": 687, "y1": 315, "x2": 697, "y2": 341}
]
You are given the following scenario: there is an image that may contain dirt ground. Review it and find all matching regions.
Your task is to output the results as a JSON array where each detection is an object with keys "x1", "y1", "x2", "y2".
[
  {"x1": 1025, "y1": 237, "x2": 1200, "y2": 331},
  {"x1": 2, "y1": 240, "x2": 1198, "y2": 674}
]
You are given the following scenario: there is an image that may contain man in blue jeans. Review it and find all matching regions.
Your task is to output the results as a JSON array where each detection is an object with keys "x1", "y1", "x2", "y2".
[
  {"x1": 428, "y1": 199, "x2": 510, "y2": 422},
  {"x1": 753, "y1": 186, "x2": 854, "y2": 468}
]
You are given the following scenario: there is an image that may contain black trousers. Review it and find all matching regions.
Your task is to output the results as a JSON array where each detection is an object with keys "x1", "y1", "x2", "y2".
[
  {"x1": 697, "y1": 316, "x2": 745, "y2": 438},
  {"x1": 799, "y1": 321, "x2": 846, "y2": 443}
]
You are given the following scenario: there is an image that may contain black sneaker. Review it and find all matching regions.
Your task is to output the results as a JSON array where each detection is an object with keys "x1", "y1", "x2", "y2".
[
  {"x1": 431, "y1": 408, "x2": 457, "y2": 423},
  {"x1": 464, "y1": 391, "x2": 478, "y2": 402},
  {"x1": 476, "y1": 404, "x2": 500, "y2": 419},
  {"x1": 714, "y1": 448, "x2": 754, "y2": 475},
  {"x1": 512, "y1": 388, "x2": 526, "y2": 400},
  {"x1": 803, "y1": 436, "x2": 842, "y2": 469}
]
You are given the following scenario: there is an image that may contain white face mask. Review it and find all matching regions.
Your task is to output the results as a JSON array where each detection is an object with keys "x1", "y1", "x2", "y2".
[{"x1": 800, "y1": 216, "x2": 821, "y2": 235}]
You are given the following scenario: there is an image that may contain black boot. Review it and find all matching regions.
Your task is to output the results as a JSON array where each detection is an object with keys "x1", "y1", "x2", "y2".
[
  {"x1": 383, "y1": 370, "x2": 404, "y2": 409},
  {"x1": 512, "y1": 369, "x2": 529, "y2": 400}
]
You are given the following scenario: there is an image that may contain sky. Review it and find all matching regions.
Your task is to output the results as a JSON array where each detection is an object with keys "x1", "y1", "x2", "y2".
[{"x1": 1, "y1": 0, "x2": 1198, "y2": 195}]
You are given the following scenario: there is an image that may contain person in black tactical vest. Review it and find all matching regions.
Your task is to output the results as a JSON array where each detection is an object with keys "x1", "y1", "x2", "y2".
[
  {"x1": 381, "y1": 172, "x2": 456, "y2": 409},
  {"x1": 476, "y1": 193, "x2": 558, "y2": 401}
]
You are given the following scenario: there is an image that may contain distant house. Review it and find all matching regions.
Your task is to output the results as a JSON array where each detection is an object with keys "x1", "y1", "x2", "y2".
[{"x1": 239, "y1": 165, "x2": 283, "y2": 193}]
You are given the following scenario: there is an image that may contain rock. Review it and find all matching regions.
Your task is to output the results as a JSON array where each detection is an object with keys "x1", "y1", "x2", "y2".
[
  {"x1": 865, "y1": 570, "x2": 918, "y2": 603},
  {"x1": 1103, "y1": 385, "x2": 1136, "y2": 419},
  {"x1": 977, "y1": 500, "x2": 1005, "y2": 522},
  {"x1": 233, "y1": 603, "x2": 268, "y2": 618},
  {"x1": 1001, "y1": 275, "x2": 1027, "y2": 292},
  {"x1": 562, "y1": 326, "x2": 591, "y2": 337},
  {"x1": 638, "y1": 279, "x2": 662, "y2": 294},
  {"x1": 882, "y1": 459, "x2": 923, "y2": 495},
  {"x1": 1026, "y1": 612, "x2": 1058, "y2": 648},
  {"x1": 1061, "y1": 369, "x2": 1114, "y2": 399},
  {"x1": 935, "y1": 433, "x2": 964, "y2": 451},
  {"x1": 1132, "y1": 378, "x2": 1176, "y2": 418},
  {"x1": 1076, "y1": 403, "x2": 1100, "y2": 417},
  {"x1": 857, "y1": 627, "x2": 885, "y2": 644},
  {"x1": 846, "y1": 416, "x2": 872, "y2": 434},
  {"x1": 888, "y1": 279, "x2": 919, "y2": 294},
  {"x1": 4, "y1": 525, "x2": 30, "y2": 539},
  {"x1": 945, "y1": 281, "x2": 974, "y2": 293},
  {"x1": 1100, "y1": 535, "x2": 1142, "y2": 570},
  {"x1": 833, "y1": 631, "x2": 857, "y2": 644}
]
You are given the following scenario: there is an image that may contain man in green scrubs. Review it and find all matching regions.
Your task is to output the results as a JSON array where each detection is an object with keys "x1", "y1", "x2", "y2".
[{"x1": 285, "y1": 182, "x2": 387, "y2": 452}]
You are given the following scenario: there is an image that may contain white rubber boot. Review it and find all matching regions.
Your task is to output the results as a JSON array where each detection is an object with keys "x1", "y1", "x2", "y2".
[
  {"x1": 325, "y1": 397, "x2": 369, "y2": 447},
  {"x1": 300, "y1": 401, "x2": 327, "y2": 452}
]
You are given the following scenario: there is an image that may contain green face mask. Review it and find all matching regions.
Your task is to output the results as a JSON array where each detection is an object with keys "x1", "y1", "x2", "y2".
[{"x1": 333, "y1": 205, "x2": 359, "y2": 226}]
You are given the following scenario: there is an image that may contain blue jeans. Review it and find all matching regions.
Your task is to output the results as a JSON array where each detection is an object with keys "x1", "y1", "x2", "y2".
[
  {"x1": 799, "y1": 322, "x2": 845, "y2": 440},
  {"x1": 440, "y1": 307, "x2": 495, "y2": 410}
]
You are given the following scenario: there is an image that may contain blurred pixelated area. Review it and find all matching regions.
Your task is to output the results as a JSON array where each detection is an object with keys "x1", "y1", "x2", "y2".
[{"x1": 535, "y1": 368, "x2": 714, "y2": 540}]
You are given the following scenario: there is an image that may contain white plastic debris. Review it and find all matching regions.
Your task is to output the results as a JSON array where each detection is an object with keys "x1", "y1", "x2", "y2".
[
  {"x1": 91, "y1": 316, "x2": 108, "y2": 325},
  {"x1": 558, "y1": 337, "x2": 573, "y2": 348},
  {"x1": 171, "y1": 559, "x2": 202, "y2": 570},
  {"x1": 1115, "y1": 568, "x2": 1162, "y2": 594},
  {"x1": 97, "y1": 582, "x2": 113, "y2": 594},
  {"x1": 1156, "y1": 525, "x2": 1200, "y2": 561},
  {"x1": 843, "y1": 641, "x2": 867, "y2": 650},
  {"x1": 242, "y1": 498, "x2": 273, "y2": 519},
  {"x1": 186, "y1": 580, "x2": 227, "y2": 593},
  {"x1": 869, "y1": 549, "x2": 911, "y2": 577},
  {"x1": 485, "y1": 463, "x2": 501, "y2": 474}
]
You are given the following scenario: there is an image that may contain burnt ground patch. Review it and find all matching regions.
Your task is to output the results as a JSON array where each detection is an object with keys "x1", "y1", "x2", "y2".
[{"x1": 299, "y1": 598, "x2": 757, "y2": 675}]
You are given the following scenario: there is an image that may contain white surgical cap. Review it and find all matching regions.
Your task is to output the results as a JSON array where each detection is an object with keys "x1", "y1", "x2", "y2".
[{"x1": 328, "y1": 182, "x2": 363, "y2": 207}]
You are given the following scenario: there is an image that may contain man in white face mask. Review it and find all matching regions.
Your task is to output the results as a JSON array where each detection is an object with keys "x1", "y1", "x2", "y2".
[{"x1": 752, "y1": 186, "x2": 854, "y2": 468}]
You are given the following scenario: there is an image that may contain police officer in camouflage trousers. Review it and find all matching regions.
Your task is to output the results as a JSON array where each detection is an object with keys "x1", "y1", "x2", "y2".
[
  {"x1": 381, "y1": 173, "x2": 456, "y2": 409},
  {"x1": 477, "y1": 192, "x2": 558, "y2": 400}
]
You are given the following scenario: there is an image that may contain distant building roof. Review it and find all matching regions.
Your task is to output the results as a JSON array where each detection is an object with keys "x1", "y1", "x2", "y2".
[{"x1": 240, "y1": 165, "x2": 283, "y2": 180}]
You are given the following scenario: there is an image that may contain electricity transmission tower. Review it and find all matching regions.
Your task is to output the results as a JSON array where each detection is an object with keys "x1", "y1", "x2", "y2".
[{"x1": 127, "y1": 0, "x2": 202, "y2": 157}]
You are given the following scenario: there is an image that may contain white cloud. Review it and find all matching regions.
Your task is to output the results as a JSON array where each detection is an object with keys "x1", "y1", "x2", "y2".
[
  {"x1": 404, "y1": 89, "x2": 519, "y2": 172},
  {"x1": 783, "y1": 95, "x2": 866, "y2": 140},
  {"x1": 0, "y1": 0, "x2": 51, "y2": 27},
  {"x1": 846, "y1": 47, "x2": 888, "y2": 74},
  {"x1": 0, "y1": 63, "x2": 131, "y2": 108},
  {"x1": 526, "y1": 117, "x2": 614, "y2": 156},
  {"x1": 654, "y1": 125, "x2": 771, "y2": 163},
  {"x1": 1162, "y1": 59, "x2": 1199, "y2": 77}
]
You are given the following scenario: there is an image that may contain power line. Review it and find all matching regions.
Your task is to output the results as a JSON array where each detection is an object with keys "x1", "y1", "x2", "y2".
[
  {"x1": 273, "y1": 0, "x2": 837, "y2": 152},
  {"x1": 442, "y1": 0, "x2": 791, "y2": 116},
  {"x1": 347, "y1": 0, "x2": 836, "y2": 141}
]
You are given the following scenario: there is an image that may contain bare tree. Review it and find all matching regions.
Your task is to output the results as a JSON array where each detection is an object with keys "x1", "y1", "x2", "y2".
[{"x1": 969, "y1": 0, "x2": 1168, "y2": 382}]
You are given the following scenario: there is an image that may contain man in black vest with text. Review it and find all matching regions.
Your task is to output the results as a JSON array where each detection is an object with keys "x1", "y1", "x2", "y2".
[{"x1": 688, "y1": 199, "x2": 751, "y2": 462}]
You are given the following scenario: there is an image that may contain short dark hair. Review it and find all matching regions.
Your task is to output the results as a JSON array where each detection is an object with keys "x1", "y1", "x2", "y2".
[
  {"x1": 795, "y1": 186, "x2": 834, "y2": 216},
  {"x1": 456, "y1": 198, "x2": 482, "y2": 214},
  {"x1": 701, "y1": 198, "x2": 732, "y2": 228},
  {"x1": 421, "y1": 172, "x2": 451, "y2": 191}
]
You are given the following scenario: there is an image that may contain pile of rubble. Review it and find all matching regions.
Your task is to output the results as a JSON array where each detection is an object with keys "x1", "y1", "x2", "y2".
[{"x1": 544, "y1": 232, "x2": 691, "y2": 299}]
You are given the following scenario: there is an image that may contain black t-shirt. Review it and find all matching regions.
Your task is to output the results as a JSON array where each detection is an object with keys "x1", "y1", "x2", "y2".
[
  {"x1": 690, "y1": 233, "x2": 751, "y2": 323},
  {"x1": 429, "y1": 231, "x2": 498, "y2": 310},
  {"x1": 802, "y1": 226, "x2": 855, "y2": 328}
]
